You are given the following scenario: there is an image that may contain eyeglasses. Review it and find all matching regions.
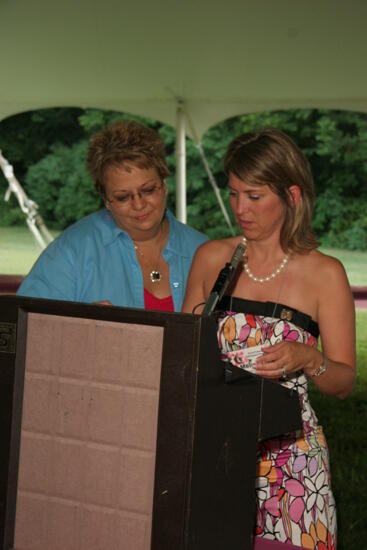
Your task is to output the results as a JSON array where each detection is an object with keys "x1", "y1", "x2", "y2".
[{"x1": 106, "y1": 181, "x2": 164, "y2": 209}]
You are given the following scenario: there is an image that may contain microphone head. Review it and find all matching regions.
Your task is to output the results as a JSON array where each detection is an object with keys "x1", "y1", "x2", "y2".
[{"x1": 230, "y1": 241, "x2": 247, "y2": 270}]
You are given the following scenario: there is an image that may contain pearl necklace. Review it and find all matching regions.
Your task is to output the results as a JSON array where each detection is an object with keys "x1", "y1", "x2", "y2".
[{"x1": 242, "y1": 238, "x2": 289, "y2": 283}]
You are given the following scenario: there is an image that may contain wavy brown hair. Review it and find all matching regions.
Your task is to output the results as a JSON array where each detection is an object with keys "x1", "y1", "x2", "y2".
[
  {"x1": 224, "y1": 128, "x2": 318, "y2": 253},
  {"x1": 87, "y1": 121, "x2": 170, "y2": 198}
]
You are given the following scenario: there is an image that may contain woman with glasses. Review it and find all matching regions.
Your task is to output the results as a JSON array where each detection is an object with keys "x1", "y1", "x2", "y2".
[{"x1": 17, "y1": 121, "x2": 207, "y2": 311}]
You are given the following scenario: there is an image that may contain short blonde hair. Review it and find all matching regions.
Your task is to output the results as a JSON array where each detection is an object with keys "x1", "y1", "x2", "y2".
[
  {"x1": 224, "y1": 128, "x2": 318, "y2": 253},
  {"x1": 87, "y1": 121, "x2": 170, "y2": 197}
]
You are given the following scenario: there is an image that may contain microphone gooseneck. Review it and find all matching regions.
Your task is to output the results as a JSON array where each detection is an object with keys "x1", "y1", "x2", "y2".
[{"x1": 202, "y1": 241, "x2": 247, "y2": 316}]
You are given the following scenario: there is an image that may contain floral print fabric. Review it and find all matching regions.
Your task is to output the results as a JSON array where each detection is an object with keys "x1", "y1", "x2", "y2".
[{"x1": 217, "y1": 309, "x2": 337, "y2": 549}]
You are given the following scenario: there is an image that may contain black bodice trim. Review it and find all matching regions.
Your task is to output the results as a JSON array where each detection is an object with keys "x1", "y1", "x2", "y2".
[{"x1": 216, "y1": 296, "x2": 320, "y2": 338}]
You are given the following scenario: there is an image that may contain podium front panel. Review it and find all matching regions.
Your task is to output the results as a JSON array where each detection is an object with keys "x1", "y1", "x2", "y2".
[{"x1": 13, "y1": 313, "x2": 164, "y2": 550}]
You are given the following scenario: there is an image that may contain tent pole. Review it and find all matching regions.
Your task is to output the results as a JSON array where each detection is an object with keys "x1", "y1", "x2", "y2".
[
  {"x1": 175, "y1": 102, "x2": 187, "y2": 223},
  {"x1": 195, "y1": 142, "x2": 235, "y2": 235},
  {"x1": 183, "y1": 109, "x2": 235, "y2": 235}
]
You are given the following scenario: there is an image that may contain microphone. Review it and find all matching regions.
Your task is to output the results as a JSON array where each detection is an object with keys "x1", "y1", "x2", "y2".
[{"x1": 202, "y1": 241, "x2": 246, "y2": 316}]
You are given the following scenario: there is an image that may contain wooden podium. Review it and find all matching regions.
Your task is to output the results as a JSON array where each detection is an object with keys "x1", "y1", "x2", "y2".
[{"x1": 0, "y1": 296, "x2": 301, "y2": 550}]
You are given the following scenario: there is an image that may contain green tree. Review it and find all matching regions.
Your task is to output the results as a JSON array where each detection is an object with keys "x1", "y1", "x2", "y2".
[
  {"x1": 0, "y1": 108, "x2": 84, "y2": 225},
  {"x1": 1, "y1": 107, "x2": 366, "y2": 249},
  {"x1": 25, "y1": 141, "x2": 103, "y2": 228}
]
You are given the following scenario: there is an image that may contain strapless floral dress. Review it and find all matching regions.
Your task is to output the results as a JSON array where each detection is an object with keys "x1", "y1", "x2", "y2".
[{"x1": 216, "y1": 297, "x2": 337, "y2": 550}]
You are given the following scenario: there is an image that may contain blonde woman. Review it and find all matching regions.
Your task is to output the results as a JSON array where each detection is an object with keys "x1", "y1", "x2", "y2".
[{"x1": 183, "y1": 128, "x2": 355, "y2": 549}]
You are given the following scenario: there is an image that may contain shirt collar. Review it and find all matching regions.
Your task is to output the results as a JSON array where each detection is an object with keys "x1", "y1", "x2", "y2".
[
  {"x1": 164, "y1": 209, "x2": 186, "y2": 255},
  {"x1": 98, "y1": 209, "x2": 132, "y2": 247}
]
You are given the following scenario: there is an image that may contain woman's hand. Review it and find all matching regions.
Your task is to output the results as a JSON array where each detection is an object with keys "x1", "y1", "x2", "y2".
[{"x1": 255, "y1": 341, "x2": 321, "y2": 380}]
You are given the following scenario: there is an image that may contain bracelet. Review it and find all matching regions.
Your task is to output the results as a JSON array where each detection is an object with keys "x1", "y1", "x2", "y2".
[{"x1": 311, "y1": 354, "x2": 327, "y2": 377}]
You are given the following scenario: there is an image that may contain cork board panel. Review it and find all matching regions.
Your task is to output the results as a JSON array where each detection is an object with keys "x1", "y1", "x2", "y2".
[{"x1": 13, "y1": 313, "x2": 164, "y2": 550}]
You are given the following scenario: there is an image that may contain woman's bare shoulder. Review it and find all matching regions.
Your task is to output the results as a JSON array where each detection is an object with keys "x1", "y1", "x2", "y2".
[
  {"x1": 287, "y1": 249, "x2": 352, "y2": 321},
  {"x1": 308, "y1": 249, "x2": 347, "y2": 275},
  {"x1": 296, "y1": 249, "x2": 350, "y2": 289},
  {"x1": 194, "y1": 236, "x2": 243, "y2": 265}
]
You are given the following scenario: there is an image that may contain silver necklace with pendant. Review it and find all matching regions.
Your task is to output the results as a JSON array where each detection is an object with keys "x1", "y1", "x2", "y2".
[
  {"x1": 150, "y1": 268, "x2": 161, "y2": 283},
  {"x1": 134, "y1": 225, "x2": 164, "y2": 284}
]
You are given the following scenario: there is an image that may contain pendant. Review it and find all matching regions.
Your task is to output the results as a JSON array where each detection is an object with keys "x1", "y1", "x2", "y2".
[{"x1": 150, "y1": 270, "x2": 161, "y2": 283}]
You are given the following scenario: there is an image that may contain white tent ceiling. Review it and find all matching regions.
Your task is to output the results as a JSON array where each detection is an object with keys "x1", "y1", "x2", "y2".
[{"x1": 1, "y1": 0, "x2": 367, "y2": 140}]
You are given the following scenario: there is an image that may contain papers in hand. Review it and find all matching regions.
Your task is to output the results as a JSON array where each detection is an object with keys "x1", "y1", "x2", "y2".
[{"x1": 224, "y1": 344, "x2": 266, "y2": 374}]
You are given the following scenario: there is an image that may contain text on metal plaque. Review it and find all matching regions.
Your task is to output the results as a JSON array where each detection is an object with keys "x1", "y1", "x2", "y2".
[{"x1": 0, "y1": 322, "x2": 17, "y2": 354}]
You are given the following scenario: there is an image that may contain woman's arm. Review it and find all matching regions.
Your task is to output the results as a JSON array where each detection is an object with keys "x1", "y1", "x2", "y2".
[
  {"x1": 182, "y1": 239, "x2": 235, "y2": 314},
  {"x1": 182, "y1": 242, "x2": 214, "y2": 314},
  {"x1": 309, "y1": 256, "x2": 356, "y2": 398}
]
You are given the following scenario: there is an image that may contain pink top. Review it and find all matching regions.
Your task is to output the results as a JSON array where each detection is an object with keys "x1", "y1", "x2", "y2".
[{"x1": 144, "y1": 288, "x2": 174, "y2": 312}]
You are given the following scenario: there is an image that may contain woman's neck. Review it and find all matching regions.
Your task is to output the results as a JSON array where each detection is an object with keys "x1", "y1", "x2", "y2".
[
  {"x1": 244, "y1": 236, "x2": 286, "y2": 263},
  {"x1": 132, "y1": 217, "x2": 169, "y2": 248},
  {"x1": 130, "y1": 217, "x2": 167, "y2": 245}
]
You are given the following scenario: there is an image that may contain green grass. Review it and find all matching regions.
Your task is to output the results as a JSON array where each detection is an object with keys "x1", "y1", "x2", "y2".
[
  {"x1": 0, "y1": 225, "x2": 57, "y2": 275},
  {"x1": 1, "y1": 226, "x2": 367, "y2": 285},
  {"x1": 310, "y1": 309, "x2": 367, "y2": 550},
  {"x1": 355, "y1": 310, "x2": 367, "y2": 370}
]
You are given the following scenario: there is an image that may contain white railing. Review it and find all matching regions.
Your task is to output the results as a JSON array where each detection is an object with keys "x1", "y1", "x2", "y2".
[{"x1": 0, "y1": 151, "x2": 54, "y2": 249}]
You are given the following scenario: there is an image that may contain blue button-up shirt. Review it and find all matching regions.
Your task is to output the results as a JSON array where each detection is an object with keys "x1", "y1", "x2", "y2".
[{"x1": 17, "y1": 209, "x2": 208, "y2": 311}]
